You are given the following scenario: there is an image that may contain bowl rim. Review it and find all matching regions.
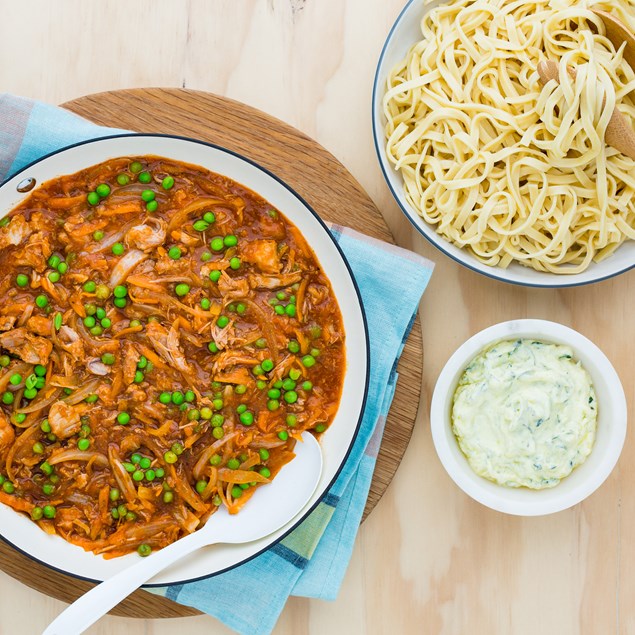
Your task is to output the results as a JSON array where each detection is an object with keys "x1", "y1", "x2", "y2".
[
  {"x1": 371, "y1": 0, "x2": 635, "y2": 288},
  {"x1": 430, "y1": 319, "x2": 627, "y2": 516},
  {"x1": 0, "y1": 132, "x2": 371, "y2": 585}
]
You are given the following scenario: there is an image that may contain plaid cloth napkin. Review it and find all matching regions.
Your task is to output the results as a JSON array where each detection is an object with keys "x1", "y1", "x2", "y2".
[{"x1": 0, "y1": 94, "x2": 434, "y2": 635}]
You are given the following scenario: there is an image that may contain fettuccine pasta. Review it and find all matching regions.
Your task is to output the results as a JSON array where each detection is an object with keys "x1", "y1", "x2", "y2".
[{"x1": 384, "y1": 0, "x2": 635, "y2": 273}]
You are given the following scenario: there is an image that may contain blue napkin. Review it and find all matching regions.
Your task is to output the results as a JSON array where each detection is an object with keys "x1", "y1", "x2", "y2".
[{"x1": 0, "y1": 93, "x2": 434, "y2": 635}]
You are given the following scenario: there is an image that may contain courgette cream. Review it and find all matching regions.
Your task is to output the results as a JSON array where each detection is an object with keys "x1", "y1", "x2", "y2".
[{"x1": 452, "y1": 339, "x2": 597, "y2": 489}]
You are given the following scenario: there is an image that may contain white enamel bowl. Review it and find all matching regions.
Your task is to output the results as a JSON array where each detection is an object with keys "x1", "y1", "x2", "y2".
[
  {"x1": 372, "y1": 0, "x2": 635, "y2": 287},
  {"x1": 0, "y1": 134, "x2": 369, "y2": 584},
  {"x1": 430, "y1": 320, "x2": 626, "y2": 515}
]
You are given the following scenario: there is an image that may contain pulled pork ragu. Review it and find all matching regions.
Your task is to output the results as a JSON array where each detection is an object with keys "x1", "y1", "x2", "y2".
[{"x1": 0, "y1": 156, "x2": 345, "y2": 558}]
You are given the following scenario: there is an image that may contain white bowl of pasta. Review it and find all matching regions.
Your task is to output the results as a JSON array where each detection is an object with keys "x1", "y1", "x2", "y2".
[{"x1": 372, "y1": 0, "x2": 635, "y2": 287}]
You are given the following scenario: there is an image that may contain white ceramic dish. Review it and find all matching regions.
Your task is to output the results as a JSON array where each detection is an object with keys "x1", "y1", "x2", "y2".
[
  {"x1": 0, "y1": 134, "x2": 369, "y2": 584},
  {"x1": 430, "y1": 320, "x2": 627, "y2": 515},
  {"x1": 372, "y1": 0, "x2": 635, "y2": 287}
]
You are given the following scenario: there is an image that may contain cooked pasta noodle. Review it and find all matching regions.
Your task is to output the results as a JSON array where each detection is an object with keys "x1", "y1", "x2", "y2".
[{"x1": 383, "y1": 0, "x2": 635, "y2": 273}]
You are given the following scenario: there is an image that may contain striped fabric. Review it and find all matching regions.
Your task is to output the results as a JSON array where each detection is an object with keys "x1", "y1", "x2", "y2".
[{"x1": 0, "y1": 94, "x2": 434, "y2": 635}]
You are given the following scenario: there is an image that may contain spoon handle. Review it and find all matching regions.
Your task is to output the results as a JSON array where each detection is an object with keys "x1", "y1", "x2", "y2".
[{"x1": 41, "y1": 529, "x2": 212, "y2": 635}]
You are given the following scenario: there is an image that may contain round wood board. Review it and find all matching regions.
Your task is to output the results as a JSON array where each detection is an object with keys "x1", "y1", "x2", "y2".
[{"x1": 0, "y1": 89, "x2": 423, "y2": 618}]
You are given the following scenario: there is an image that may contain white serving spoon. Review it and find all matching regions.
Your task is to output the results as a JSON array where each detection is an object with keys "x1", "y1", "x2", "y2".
[{"x1": 43, "y1": 432, "x2": 323, "y2": 635}]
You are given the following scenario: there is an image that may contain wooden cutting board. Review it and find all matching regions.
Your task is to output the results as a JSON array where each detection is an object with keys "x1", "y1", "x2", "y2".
[{"x1": 0, "y1": 88, "x2": 423, "y2": 618}]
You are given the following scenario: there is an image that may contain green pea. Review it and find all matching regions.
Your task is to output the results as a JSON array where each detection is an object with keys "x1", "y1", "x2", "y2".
[
  {"x1": 83, "y1": 315, "x2": 96, "y2": 328},
  {"x1": 54, "y1": 312, "x2": 63, "y2": 331},
  {"x1": 48, "y1": 271, "x2": 60, "y2": 283},
  {"x1": 113, "y1": 285, "x2": 128, "y2": 298},
  {"x1": 101, "y1": 353, "x2": 115, "y2": 365},
  {"x1": 90, "y1": 325, "x2": 104, "y2": 336},
  {"x1": 184, "y1": 390, "x2": 195, "y2": 403},
  {"x1": 267, "y1": 399, "x2": 280, "y2": 411},
  {"x1": 126, "y1": 512, "x2": 137, "y2": 522},
  {"x1": 231, "y1": 486, "x2": 243, "y2": 499},
  {"x1": 188, "y1": 409, "x2": 200, "y2": 421},
  {"x1": 111, "y1": 508, "x2": 120, "y2": 520},
  {"x1": 136, "y1": 356, "x2": 148, "y2": 369},
  {"x1": 267, "y1": 389, "x2": 281, "y2": 399},
  {"x1": 40, "y1": 420, "x2": 51, "y2": 433},
  {"x1": 16, "y1": 273, "x2": 29, "y2": 287},
  {"x1": 171, "y1": 391, "x2": 184, "y2": 405},
  {"x1": 277, "y1": 292, "x2": 287, "y2": 301},
  {"x1": 48, "y1": 255, "x2": 61, "y2": 269},
  {"x1": 314, "y1": 423, "x2": 327, "y2": 433},
  {"x1": 96, "y1": 308, "x2": 107, "y2": 320},
  {"x1": 12, "y1": 413, "x2": 26, "y2": 424},
  {"x1": 259, "y1": 467, "x2": 271, "y2": 479},
  {"x1": 289, "y1": 368, "x2": 302, "y2": 381},
  {"x1": 24, "y1": 388, "x2": 37, "y2": 400},
  {"x1": 162, "y1": 176, "x2": 175, "y2": 190},
  {"x1": 207, "y1": 341, "x2": 219, "y2": 354},
  {"x1": 236, "y1": 404, "x2": 247, "y2": 415},
  {"x1": 227, "y1": 458, "x2": 240, "y2": 470},
  {"x1": 212, "y1": 427, "x2": 224, "y2": 440},
  {"x1": 278, "y1": 430, "x2": 289, "y2": 441},
  {"x1": 138, "y1": 171, "x2": 152, "y2": 184},
  {"x1": 213, "y1": 398, "x2": 223, "y2": 410},
  {"x1": 141, "y1": 189, "x2": 155, "y2": 202},
  {"x1": 155, "y1": 467, "x2": 165, "y2": 478},
  {"x1": 138, "y1": 544, "x2": 152, "y2": 557},
  {"x1": 87, "y1": 191, "x2": 100, "y2": 206},
  {"x1": 130, "y1": 161, "x2": 143, "y2": 173},
  {"x1": 288, "y1": 340, "x2": 300, "y2": 353},
  {"x1": 224, "y1": 235, "x2": 238, "y2": 248},
  {"x1": 77, "y1": 437, "x2": 91, "y2": 451},
  {"x1": 145, "y1": 469, "x2": 156, "y2": 481},
  {"x1": 2, "y1": 481, "x2": 14, "y2": 494},
  {"x1": 235, "y1": 303, "x2": 246, "y2": 315},
  {"x1": 193, "y1": 220, "x2": 209, "y2": 232},
  {"x1": 35, "y1": 295, "x2": 48, "y2": 308},
  {"x1": 96, "y1": 283, "x2": 111, "y2": 299},
  {"x1": 302, "y1": 381, "x2": 313, "y2": 391},
  {"x1": 261, "y1": 359, "x2": 274, "y2": 372},
  {"x1": 34, "y1": 364, "x2": 47, "y2": 377},
  {"x1": 216, "y1": 315, "x2": 229, "y2": 328},
  {"x1": 146, "y1": 200, "x2": 158, "y2": 212},
  {"x1": 285, "y1": 304, "x2": 296, "y2": 317},
  {"x1": 256, "y1": 380, "x2": 267, "y2": 390},
  {"x1": 96, "y1": 183, "x2": 111, "y2": 198},
  {"x1": 201, "y1": 250, "x2": 212, "y2": 262},
  {"x1": 117, "y1": 173, "x2": 130, "y2": 186},
  {"x1": 134, "y1": 370, "x2": 144, "y2": 384},
  {"x1": 101, "y1": 318, "x2": 111, "y2": 328},
  {"x1": 302, "y1": 355, "x2": 316, "y2": 368},
  {"x1": 163, "y1": 491, "x2": 174, "y2": 503},
  {"x1": 274, "y1": 305, "x2": 285, "y2": 316},
  {"x1": 200, "y1": 297, "x2": 211, "y2": 310},
  {"x1": 200, "y1": 407, "x2": 212, "y2": 420},
  {"x1": 208, "y1": 236, "x2": 224, "y2": 251},
  {"x1": 310, "y1": 348, "x2": 320, "y2": 357},
  {"x1": 0, "y1": 355, "x2": 10, "y2": 367},
  {"x1": 209, "y1": 454, "x2": 222, "y2": 466},
  {"x1": 130, "y1": 319, "x2": 141, "y2": 328},
  {"x1": 111, "y1": 243, "x2": 125, "y2": 256},
  {"x1": 284, "y1": 391, "x2": 298, "y2": 404},
  {"x1": 84, "y1": 303, "x2": 96, "y2": 316},
  {"x1": 235, "y1": 384, "x2": 247, "y2": 395},
  {"x1": 209, "y1": 270, "x2": 222, "y2": 282},
  {"x1": 117, "y1": 412, "x2": 130, "y2": 425},
  {"x1": 239, "y1": 411, "x2": 254, "y2": 426},
  {"x1": 282, "y1": 378, "x2": 296, "y2": 391},
  {"x1": 132, "y1": 470, "x2": 144, "y2": 482},
  {"x1": 31, "y1": 507, "x2": 43, "y2": 521},
  {"x1": 113, "y1": 297, "x2": 127, "y2": 308},
  {"x1": 259, "y1": 448, "x2": 270, "y2": 461},
  {"x1": 170, "y1": 443, "x2": 183, "y2": 457},
  {"x1": 57, "y1": 262, "x2": 68, "y2": 274},
  {"x1": 175, "y1": 283, "x2": 190, "y2": 297},
  {"x1": 201, "y1": 211, "x2": 215, "y2": 224},
  {"x1": 140, "y1": 457, "x2": 152, "y2": 469},
  {"x1": 9, "y1": 373, "x2": 22, "y2": 386},
  {"x1": 168, "y1": 246, "x2": 182, "y2": 260},
  {"x1": 229, "y1": 257, "x2": 241, "y2": 270},
  {"x1": 195, "y1": 480, "x2": 207, "y2": 494},
  {"x1": 109, "y1": 488, "x2": 120, "y2": 502},
  {"x1": 254, "y1": 338, "x2": 267, "y2": 349},
  {"x1": 32, "y1": 442, "x2": 44, "y2": 454},
  {"x1": 35, "y1": 377, "x2": 45, "y2": 390},
  {"x1": 131, "y1": 453, "x2": 142, "y2": 465},
  {"x1": 43, "y1": 505, "x2": 56, "y2": 518}
]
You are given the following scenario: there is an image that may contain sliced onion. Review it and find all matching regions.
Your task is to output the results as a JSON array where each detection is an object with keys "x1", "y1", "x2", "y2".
[
  {"x1": 192, "y1": 431, "x2": 240, "y2": 479},
  {"x1": 86, "y1": 359, "x2": 111, "y2": 376},
  {"x1": 109, "y1": 249, "x2": 147, "y2": 288},
  {"x1": 17, "y1": 388, "x2": 62, "y2": 414},
  {"x1": 63, "y1": 378, "x2": 101, "y2": 405},
  {"x1": 48, "y1": 450, "x2": 109, "y2": 467}
]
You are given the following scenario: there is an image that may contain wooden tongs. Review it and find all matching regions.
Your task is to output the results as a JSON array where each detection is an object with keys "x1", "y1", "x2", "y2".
[{"x1": 536, "y1": 9, "x2": 635, "y2": 160}]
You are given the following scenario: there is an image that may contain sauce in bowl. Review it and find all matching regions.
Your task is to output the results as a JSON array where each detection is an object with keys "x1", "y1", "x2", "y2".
[{"x1": 451, "y1": 339, "x2": 597, "y2": 489}]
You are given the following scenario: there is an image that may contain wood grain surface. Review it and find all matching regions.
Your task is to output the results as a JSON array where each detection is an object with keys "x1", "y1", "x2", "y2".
[
  {"x1": 0, "y1": 88, "x2": 423, "y2": 619},
  {"x1": 1, "y1": 2, "x2": 634, "y2": 635}
]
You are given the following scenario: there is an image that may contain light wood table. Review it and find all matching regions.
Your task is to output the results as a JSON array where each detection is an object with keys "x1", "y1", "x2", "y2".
[{"x1": 1, "y1": 2, "x2": 633, "y2": 634}]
